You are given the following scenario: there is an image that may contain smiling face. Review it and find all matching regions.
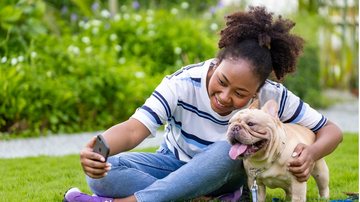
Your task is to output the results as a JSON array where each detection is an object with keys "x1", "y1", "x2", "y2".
[{"x1": 207, "y1": 58, "x2": 261, "y2": 116}]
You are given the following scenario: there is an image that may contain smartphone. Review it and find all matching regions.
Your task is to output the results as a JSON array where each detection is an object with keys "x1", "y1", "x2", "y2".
[{"x1": 93, "y1": 134, "x2": 110, "y2": 161}]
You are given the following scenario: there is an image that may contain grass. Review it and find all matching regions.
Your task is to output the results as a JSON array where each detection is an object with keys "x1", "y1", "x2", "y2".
[{"x1": 0, "y1": 134, "x2": 358, "y2": 202}]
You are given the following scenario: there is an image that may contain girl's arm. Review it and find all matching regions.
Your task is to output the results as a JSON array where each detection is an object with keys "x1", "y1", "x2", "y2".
[{"x1": 288, "y1": 120, "x2": 343, "y2": 182}]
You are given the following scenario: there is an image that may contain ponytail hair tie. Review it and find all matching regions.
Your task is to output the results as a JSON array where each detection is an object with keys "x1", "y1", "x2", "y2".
[{"x1": 258, "y1": 33, "x2": 271, "y2": 50}]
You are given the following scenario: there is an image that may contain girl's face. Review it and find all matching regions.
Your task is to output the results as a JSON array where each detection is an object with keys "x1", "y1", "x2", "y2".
[{"x1": 207, "y1": 58, "x2": 261, "y2": 116}]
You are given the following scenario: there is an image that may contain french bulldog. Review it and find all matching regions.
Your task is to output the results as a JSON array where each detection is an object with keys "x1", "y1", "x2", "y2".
[{"x1": 227, "y1": 99, "x2": 329, "y2": 202}]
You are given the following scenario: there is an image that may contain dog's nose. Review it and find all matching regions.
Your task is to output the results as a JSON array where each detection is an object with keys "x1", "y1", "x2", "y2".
[{"x1": 232, "y1": 125, "x2": 241, "y2": 132}]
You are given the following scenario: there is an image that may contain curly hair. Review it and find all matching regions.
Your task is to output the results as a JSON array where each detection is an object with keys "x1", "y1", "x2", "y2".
[{"x1": 216, "y1": 6, "x2": 304, "y2": 83}]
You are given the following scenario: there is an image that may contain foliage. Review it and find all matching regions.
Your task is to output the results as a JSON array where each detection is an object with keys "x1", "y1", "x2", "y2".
[
  {"x1": 284, "y1": 45, "x2": 330, "y2": 108},
  {"x1": 0, "y1": 134, "x2": 358, "y2": 201},
  {"x1": 0, "y1": 0, "x2": 330, "y2": 137},
  {"x1": 0, "y1": 0, "x2": 218, "y2": 137}
]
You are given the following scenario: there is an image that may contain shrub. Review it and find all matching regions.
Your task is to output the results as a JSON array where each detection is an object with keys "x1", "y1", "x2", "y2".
[{"x1": 0, "y1": 2, "x2": 218, "y2": 137}]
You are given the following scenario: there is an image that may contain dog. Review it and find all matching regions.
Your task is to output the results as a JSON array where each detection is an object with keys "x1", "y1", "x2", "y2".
[{"x1": 227, "y1": 99, "x2": 329, "y2": 202}]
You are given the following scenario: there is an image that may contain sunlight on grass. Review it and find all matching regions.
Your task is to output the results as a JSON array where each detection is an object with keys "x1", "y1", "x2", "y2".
[{"x1": 0, "y1": 136, "x2": 357, "y2": 201}]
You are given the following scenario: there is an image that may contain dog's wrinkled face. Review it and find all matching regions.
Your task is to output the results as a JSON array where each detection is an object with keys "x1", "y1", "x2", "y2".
[{"x1": 227, "y1": 100, "x2": 279, "y2": 160}]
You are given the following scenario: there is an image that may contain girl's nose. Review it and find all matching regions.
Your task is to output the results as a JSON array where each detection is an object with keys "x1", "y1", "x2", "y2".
[{"x1": 219, "y1": 91, "x2": 231, "y2": 105}]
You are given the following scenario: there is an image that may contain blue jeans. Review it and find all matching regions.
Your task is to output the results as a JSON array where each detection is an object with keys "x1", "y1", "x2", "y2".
[{"x1": 86, "y1": 141, "x2": 246, "y2": 202}]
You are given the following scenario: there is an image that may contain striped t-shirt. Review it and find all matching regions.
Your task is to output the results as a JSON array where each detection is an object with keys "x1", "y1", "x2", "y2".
[{"x1": 131, "y1": 59, "x2": 327, "y2": 162}]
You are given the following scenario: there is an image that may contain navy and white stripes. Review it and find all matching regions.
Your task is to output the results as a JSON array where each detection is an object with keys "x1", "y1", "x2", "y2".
[{"x1": 132, "y1": 59, "x2": 329, "y2": 162}]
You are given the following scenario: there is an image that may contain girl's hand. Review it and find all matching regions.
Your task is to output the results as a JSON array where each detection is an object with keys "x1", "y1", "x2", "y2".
[
  {"x1": 287, "y1": 143, "x2": 316, "y2": 182},
  {"x1": 80, "y1": 136, "x2": 111, "y2": 179}
]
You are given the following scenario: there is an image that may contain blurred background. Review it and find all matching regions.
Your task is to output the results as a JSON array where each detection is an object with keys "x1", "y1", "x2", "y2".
[{"x1": 0, "y1": 0, "x2": 358, "y2": 138}]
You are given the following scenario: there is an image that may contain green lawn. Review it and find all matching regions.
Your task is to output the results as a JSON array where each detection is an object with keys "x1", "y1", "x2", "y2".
[{"x1": 0, "y1": 134, "x2": 358, "y2": 202}]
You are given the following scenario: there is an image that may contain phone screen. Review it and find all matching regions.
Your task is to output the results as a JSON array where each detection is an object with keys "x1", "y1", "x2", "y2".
[{"x1": 93, "y1": 135, "x2": 110, "y2": 161}]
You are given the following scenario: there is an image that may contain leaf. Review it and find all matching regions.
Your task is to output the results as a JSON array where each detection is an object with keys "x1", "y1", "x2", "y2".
[{"x1": 0, "y1": 6, "x2": 22, "y2": 23}]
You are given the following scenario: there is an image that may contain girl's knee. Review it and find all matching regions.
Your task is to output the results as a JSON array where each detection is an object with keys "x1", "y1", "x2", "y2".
[{"x1": 86, "y1": 174, "x2": 114, "y2": 196}]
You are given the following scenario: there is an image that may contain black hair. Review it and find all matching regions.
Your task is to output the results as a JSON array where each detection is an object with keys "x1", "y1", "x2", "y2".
[{"x1": 217, "y1": 6, "x2": 304, "y2": 85}]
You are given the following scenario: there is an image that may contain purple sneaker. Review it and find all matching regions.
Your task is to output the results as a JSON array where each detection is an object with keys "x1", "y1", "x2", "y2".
[
  {"x1": 63, "y1": 187, "x2": 113, "y2": 202},
  {"x1": 218, "y1": 186, "x2": 243, "y2": 202}
]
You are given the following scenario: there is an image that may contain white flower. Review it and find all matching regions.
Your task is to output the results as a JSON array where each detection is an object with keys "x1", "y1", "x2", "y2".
[
  {"x1": 79, "y1": 20, "x2": 84, "y2": 28},
  {"x1": 171, "y1": 8, "x2": 178, "y2": 15},
  {"x1": 115, "y1": 45, "x2": 122, "y2": 52},
  {"x1": 1, "y1": 56, "x2": 7, "y2": 63},
  {"x1": 120, "y1": 5, "x2": 128, "y2": 11},
  {"x1": 31, "y1": 51, "x2": 37, "y2": 58},
  {"x1": 146, "y1": 16, "x2": 153, "y2": 23},
  {"x1": 46, "y1": 71, "x2": 53, "y2": 78},
  {"x1": 135, "y1": 71, "x2": 145, "y2": 78},
  {"x1": 148, "y1": 23, "x2": 155, "y2": 30},
  {"x1": 136, "y1": 27, "x2": 144, "y2": 35},
  {"x1": 90, "y1": 19, "x2": 102, "y2": 27},
  {"x1": 110, "y1": 34, "x2": 117, "y2": 41},
  {"x1": 92, "y1": 27, "x2": 99, "y2": 35},
  {"x1": 118, "y1": 57, "x2": 126, "y2": 64},
  {"x1": 134, "y1": 14, "x2": 142, "y2": 22},
  {"x1": 148, "y1": 30, "x2": 155, "y2": 37},
  {"x1": 83, "y1": 22, "x2": 90, "y2": 30},
  {"x1": 11, "y1": 58, "x2": 18, "y2": 66},
  {"x1": 181, "y1": 2, "x2": 189, "y2": 9},
  {"x1": 114, "y1": 14, "x2": 121, "y2": 21},
  {"x1": 123, "y1": 13, "x2": 130, "y2": 20},
  {"x1": 174, "y1": 47, "x2": 182, "y2": 55},
  {"x1": 147, "y1": 9, "x2": 154, "y2": 16},
  {"x1": 17, "y1": 55, "x2": 24, "y2": 62},
  {"x1": 85, "y1": 46, "x2": 92, "y2": 53},
  {"x1": 101, "y1": 9, "x2": 111, "y2": 18},
  {"x1": 81, "y1": 36, "x2": 90, "y2": 44},
  {"x1": 210, "y1": 23, "x2": 219, "y2": 31},
  {"x1": 67, "y1": 45, "x2": 80, "y2": 55}
]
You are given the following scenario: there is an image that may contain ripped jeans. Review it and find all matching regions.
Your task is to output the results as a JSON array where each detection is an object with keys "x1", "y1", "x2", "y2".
[{"x1": 86, "y1": 141, "x2": 246, "y2": 202}]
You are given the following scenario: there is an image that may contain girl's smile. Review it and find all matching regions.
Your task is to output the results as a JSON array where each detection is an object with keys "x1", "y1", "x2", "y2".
[{"x1": 207, "y1": 58, "x2": 260, "y2": 116}]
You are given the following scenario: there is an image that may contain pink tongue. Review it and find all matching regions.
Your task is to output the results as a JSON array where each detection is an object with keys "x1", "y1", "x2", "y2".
[{"x1": 229, "y1": 143, "x2": 248, "y2": 160}]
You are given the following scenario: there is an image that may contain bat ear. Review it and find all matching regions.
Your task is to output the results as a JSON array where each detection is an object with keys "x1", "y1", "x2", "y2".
[
  {"x1": 261, "y1": 100, "x2": 279, "y2": 118},
  {"x1": 248, "y1": 99, "x2": 259, "y2": 109}
]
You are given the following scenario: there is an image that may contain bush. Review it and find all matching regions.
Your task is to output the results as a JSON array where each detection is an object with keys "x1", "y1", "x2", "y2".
[
  {"x1": 284, "y1": 45, "x2": 327, "y2": 108},
  {"x1": 0, "y1": 1, "x2": 326, "y2": 137},
  {"x1": 0, "y1": 1, "x2": 218, "y2": 137}
]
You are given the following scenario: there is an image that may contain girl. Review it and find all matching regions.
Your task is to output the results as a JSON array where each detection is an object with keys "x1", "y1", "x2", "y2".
[{"x1": 64, "y1": 6, "x2": 342, "y2": 202}]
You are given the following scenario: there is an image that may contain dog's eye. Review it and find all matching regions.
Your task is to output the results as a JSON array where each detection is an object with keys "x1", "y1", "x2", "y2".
[{"x1": 247, "y1": 122, "x2": 255, "y2": 126}]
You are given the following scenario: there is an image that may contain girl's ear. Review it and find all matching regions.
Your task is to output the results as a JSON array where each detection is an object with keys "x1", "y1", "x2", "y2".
[
  {"x1": 261, "y1": 100, "x2": 279, "y2": 118},
  {"x1": 249, "y1": 99, "x2": 259, "y2": 109}
]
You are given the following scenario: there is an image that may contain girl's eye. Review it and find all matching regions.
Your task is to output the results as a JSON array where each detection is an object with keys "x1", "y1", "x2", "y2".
[
  {"x1": 247, "y1": 122, "x2": 255, "y2": 126},
  {"x1": 235, "y1": 91, "x2": 244, "y2": 98},
  {"x1": 218, "y1": 78, "x2": 225, "y2": 86}
]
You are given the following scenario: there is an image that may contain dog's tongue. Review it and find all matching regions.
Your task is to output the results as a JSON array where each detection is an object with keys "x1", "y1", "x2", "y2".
[{"x1": 229, "y1": 143, "x2": 248, "y2": 160}]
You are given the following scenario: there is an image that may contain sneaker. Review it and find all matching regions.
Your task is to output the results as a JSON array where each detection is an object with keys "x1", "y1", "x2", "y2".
[
  {"x1": 218, "y1": 186, "x2": 243, "y2": 202},
  {"x1": 63, "y1": 187, "x2": 113, "y2": 202}
]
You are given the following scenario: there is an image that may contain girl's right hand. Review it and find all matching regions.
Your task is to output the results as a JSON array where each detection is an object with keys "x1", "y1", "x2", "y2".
[{"x1": 80, "y1": 136, "x2": 111, "y2": 179}]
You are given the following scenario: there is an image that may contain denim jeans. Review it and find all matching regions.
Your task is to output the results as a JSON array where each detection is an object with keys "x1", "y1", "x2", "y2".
[{"x1": 86, "y1": 141, "x2": 246, "y2": 202}]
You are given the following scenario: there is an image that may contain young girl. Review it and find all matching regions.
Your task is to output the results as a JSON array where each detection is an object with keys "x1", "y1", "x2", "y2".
[{"x1": 64, "y1": 6, "x2": 342, "y2": 202}]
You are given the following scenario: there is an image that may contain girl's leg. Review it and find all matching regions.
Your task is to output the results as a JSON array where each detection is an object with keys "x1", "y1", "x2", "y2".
[
  {"x1": 87, "y1": 144, "x2": 186, "y2": 198},
  {"x1": 134, "y1": 141, "x2": 246, "y2": 202}
]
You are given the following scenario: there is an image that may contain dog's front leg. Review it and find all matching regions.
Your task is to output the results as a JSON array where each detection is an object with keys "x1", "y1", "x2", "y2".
[
  {"x1": 257, "y1": 184, "x2": 266, "y2": 202},
  {"x1": 290, "y1": 179, "x2": 306, "y2": 202}
]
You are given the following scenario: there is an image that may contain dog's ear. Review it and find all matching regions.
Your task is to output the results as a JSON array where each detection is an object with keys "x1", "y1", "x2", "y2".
[
  {"x1": 261, "y1": 100, "x2": 278, "y2": 118},
  {"x1": 249, "y1": 99, "x2": 259, "y2": 109}
]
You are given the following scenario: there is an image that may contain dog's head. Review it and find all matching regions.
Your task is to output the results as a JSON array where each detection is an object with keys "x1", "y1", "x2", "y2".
[{"x1": 227, "y1": 99, "x2": 281, "y2": 160}]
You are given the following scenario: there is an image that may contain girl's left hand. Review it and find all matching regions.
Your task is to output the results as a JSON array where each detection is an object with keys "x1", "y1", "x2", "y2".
[{"x1": 287, "y1": 143, "x2": 316, "y2": 182}]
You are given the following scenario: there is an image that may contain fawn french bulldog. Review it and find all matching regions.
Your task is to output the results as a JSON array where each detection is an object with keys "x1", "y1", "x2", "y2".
[{"x1": 227, "y1": 100, "x2": 329, "y2": 202}]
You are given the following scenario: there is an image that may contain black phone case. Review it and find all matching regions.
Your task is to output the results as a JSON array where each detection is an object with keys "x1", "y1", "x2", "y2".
[{"x1": 93, "y1": 135, "x2": 110, "y2": 161}]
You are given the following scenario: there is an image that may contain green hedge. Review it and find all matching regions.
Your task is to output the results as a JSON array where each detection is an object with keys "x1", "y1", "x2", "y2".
[
  {"x1": 0, "y1": 1, "x2": 218, "y2": 137},
  {"x1": 0, "y1": 1, "x2": 325, "y2": 138}
]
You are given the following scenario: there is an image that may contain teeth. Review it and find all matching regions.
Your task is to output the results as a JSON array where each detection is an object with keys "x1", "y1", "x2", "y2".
[{"x1": 216, "y1": 98, "x2": 225, "y2": 107}]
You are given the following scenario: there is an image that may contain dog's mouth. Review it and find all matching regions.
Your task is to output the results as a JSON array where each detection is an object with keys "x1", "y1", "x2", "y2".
[{"x1": 229, "y1": 139, "x2": 268, "y2": 160}]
